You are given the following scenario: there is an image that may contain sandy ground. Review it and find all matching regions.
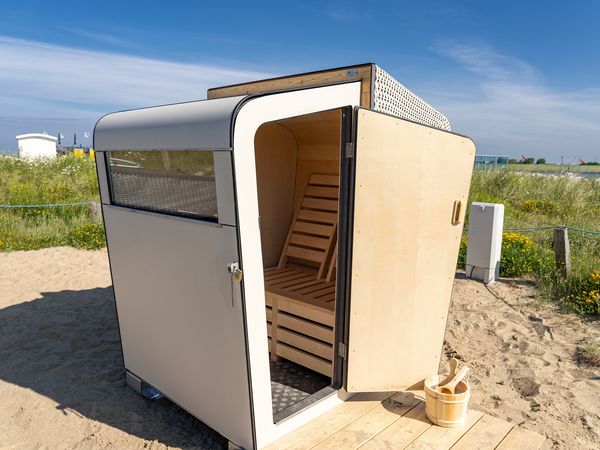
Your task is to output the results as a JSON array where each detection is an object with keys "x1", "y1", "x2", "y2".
[{"x1": 0, "y1": 247, "x2": 598, "y2": 449}]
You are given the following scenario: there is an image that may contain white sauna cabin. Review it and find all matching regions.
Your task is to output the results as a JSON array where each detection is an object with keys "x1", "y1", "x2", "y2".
[{"x1": 93, "y1": 64, "x2": 476, "y2": 449}]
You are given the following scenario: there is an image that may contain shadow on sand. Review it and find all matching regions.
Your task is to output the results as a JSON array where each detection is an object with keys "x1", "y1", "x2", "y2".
[{"x1": 0, "y1": 287, "x2": 226, "y2": 449}]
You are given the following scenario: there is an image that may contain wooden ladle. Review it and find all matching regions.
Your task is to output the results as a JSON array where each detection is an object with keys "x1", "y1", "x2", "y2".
[{"x1": 438, "y1": 365, "x2": 469, "y2": 395}]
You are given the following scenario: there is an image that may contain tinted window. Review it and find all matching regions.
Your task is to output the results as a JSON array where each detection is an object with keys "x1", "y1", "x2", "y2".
[{"x1": 107, "y1": 150, "x2": 217, "y2": 221}]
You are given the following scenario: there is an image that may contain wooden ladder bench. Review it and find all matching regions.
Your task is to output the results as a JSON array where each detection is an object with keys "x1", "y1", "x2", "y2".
[{"x1": 265, "y1": 174, "x2": 339, "y2": 377}]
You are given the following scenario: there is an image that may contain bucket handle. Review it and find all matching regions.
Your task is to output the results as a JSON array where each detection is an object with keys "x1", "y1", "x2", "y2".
[{"x1": 438, "y1": 366, "x2": 469, "y2": 394}]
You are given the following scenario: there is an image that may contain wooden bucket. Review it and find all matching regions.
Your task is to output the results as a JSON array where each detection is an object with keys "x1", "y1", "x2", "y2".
[{"x1": 424, "y1": 374, "x2": 470, "y2": 428}]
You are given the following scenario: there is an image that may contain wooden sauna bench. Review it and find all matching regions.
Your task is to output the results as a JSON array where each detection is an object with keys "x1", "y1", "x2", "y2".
[{"x1": 265, "y1": 174, "x2": 339, "y2": 378}]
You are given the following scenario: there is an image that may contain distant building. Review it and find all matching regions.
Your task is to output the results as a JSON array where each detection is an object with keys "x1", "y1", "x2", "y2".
[
  {"x1": 474, "y1": 154, "x2": 508, "y2": 170},
  {"x1": 16, "y1": 133, "x2": 58, "y2": 159}
]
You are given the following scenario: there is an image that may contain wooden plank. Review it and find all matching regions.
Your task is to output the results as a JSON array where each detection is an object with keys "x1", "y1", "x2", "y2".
[
  {"x1": 312, "y1": 392, "x2": 421, "y2": 449},
  {"x1": 273, "y1": 294, "x2": 335, "y2": 326},
  {"x1": 270, "y1": 297, "x2": 280, "y2": 362},
  {"x1": 282, "y1": 278, "x2": 327, "y2": 291},
  {"x1": 265, "y1": 292, "x2": 273, "y2": 307},
  {"x1": 305, "y1": 186, "x2": 339, "y2": 199},
  {"x1": 286, "y1": 245, "x2": 325, "y2": 263},
  {"x1": 310, "y1": 174, "x2": 340, "y2": 186},
  {"x1": 263, "y1": 392, "x2": 392, "y2": 450},
  {"x1": 405, "y1": 409, "x2": 484, "y2": 450},
  {"x1": 361, "y1": 402, "x2": 432, "y2": 449},
  {"x1": 302, "y1": 197, "x2": 339, "y2": 212},
  {"x1": 265, "y1": 307, "x2": 272, "y2": 321},
  {"x1": 290, "y1": 233, "x2": 331, "y2": 250},
  {"x1": 264, "y1": 268, "x2": 298, "y2": 281},
  {"x1": 294, "y1": 221, "x2": 333, "y2": 237},
  {"x1": 311, "y1": 285, "x2": 337, "y2": 297},
  {"x1": 495, "y1": 426, "x2": 546, "y2": 450},
  {"x1": 207, "y1": 64, "x2": 373, "y2": 108},
  {"x1": 270, "y1": 274, "x2": 317, "y2": 290},
  {"x1": 276, "y1": 343, "x2": 332, "y2": 376},
  {"x1": 297, "y1": 209, "x2": 337, "y2": 224},
  {"x1": 346, "y1": 110, "x2": 476, "y2": 392},
  {"x1": 451, "y1": 414, "x2": 513, "y2": 450},
  {"x1": 296, "y1": 282, "x2": 335, "y2": 295},
  {"x1": 277, "y1": 328, "x2": 333, "y2": 361},
  {"x1": 267, "y1": 271, "x2": 314, "y2": 285},
  {"x1": 277, "y1": 312, "x2": 334, "y2": 344}
]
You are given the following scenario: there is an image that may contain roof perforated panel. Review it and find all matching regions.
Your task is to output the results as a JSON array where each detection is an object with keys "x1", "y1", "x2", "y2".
[{"x1": 372, "y1": 65, "x2": 451, "y2": 131}]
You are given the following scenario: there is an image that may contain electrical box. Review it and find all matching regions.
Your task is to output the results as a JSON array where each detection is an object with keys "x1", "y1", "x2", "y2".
[{"x1": 466, "y1": 202, "x2": 504, "y2": 283}]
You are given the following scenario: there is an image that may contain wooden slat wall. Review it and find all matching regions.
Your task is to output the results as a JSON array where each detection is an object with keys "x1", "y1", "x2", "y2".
[{"x1": 207, "y1": 64, "x2": 373, "y2": 108}]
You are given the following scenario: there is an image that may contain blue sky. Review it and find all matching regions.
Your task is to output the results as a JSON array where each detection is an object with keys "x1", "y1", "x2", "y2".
[{"x1": 1, "y1": 0, "x2": 599, "y2": 162}]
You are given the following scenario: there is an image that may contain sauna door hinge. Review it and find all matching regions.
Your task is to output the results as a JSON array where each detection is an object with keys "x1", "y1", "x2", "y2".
[
  {"x1": 338, "y1": 342, "x2": 348, "y2": 359},
  {"x1": 345, "y1": 142, "x2": 355, "y2": 158}
]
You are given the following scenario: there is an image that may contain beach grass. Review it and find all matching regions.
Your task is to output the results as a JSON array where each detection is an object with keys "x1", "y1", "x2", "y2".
[
  {"x1": 466, "y1": 170, "x2": 600, "y2": 313},
  {"x1": 1, "y1": 154, "x2": 598, "y2": 313},
  {"x1": 508, "y1": 163, "x2": 600, "y2": 173},
  {"x1": 0, "y1": 155, "x2": 103, "y2": 250}
]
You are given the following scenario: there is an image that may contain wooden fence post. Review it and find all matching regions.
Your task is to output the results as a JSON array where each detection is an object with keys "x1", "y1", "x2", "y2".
[
  {"x1": 91, "y1": 202, "x2": 101, "y2": 222},
  {"x1": 553, "y1": 227, "x2": 571, "y2": 276}
]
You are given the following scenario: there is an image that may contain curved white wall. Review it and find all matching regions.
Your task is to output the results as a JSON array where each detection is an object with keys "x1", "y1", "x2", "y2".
[{"x1": 233, "y1": 82, "x2": 361, "y2": 448}]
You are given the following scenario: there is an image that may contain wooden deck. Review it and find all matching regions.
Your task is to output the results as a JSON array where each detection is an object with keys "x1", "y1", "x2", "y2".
[{"x1": 266, "y1": 391, "x2": 546, "y2": 450}]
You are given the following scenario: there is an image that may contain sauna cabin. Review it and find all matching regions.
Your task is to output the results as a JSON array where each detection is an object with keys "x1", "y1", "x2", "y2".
[{"x1": 93, "y1": 63, "x2": 476, "y2": 449}]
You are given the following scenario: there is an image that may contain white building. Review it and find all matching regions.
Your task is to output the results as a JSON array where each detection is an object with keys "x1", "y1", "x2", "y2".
[{"x1": 16, "y1": 133, "x2": 58, "y2": 159}]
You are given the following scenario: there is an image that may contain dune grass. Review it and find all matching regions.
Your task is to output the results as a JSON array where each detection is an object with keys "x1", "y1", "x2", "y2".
[
  {"x1": 508, "y1": 163, "x2": 600, "y2": 173},
  {"x1": 1, "y1": 155, "x2": 598, "y2": 313},
  {"x1": 0, "y1": 155, "x2": 104, "y2": 250},
  {"x1": 465, "y1": 170, "x2": 600, "y2": 314}
]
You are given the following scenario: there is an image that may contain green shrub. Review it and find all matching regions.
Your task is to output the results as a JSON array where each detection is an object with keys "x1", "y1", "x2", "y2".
[
  {"x1": 69, "y1": 222, "x2": 106, "y2": 250},
  {"x1": 562, "y1": 271, "x2": 600, "y2": 314},
  {"x1": 456, "y1": 235, "x2": 467, "y2": 270},
  {"x1": 0, "y1": 155, "x2": 102, "y2": 251},
  {"x1": 518, "y1": 199, "x2": 558, "y2": 215},
  {"x1": 500, "y1": 232, "x2": 553, "y2": 277}
]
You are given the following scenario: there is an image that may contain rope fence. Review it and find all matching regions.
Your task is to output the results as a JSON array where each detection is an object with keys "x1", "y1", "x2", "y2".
[
  {"x1": 0, "y1": 201, "x2": 101, "y2": 220},
  {"x1": 504, "y1": 225, "x2": 600, "y2": 236},
  {"x1": 463, "y1": 223, "x2": 599, "y2": 277},
  {"x1": 0, "y1": 202, "x2": 96, "y2": 209}
]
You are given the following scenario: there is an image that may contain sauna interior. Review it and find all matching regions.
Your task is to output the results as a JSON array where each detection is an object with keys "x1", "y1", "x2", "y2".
[{"x1": 254, "y1": 109, "x2": 342, "y2": 420}]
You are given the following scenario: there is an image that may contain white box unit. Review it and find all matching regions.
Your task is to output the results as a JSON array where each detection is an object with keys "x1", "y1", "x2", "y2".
[{"x1": 466, "y1": 202, "x2": 504, "y2": 283}]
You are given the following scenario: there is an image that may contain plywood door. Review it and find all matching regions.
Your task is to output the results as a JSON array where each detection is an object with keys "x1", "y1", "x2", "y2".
[{"x1": 346, "y1": 109, "x2": 475, "y2": 392}]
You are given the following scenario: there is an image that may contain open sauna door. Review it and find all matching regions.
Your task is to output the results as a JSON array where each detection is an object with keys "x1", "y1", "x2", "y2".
[{"x1": 343, "y1": 108, "x2": 476, "y2": 392}]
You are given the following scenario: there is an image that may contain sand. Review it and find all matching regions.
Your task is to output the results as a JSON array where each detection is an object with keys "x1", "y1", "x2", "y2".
[{"x1": 0, "y1": 247, "x2": 598, "y2": 449}]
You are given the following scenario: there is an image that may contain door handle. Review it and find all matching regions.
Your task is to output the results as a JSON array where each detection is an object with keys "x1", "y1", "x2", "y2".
[{"x1": 452, "y1": 201, "x2": 462, "y2": 225}]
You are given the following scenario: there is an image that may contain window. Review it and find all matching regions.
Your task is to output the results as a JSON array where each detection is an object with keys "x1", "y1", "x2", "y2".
[{"x1": 107, "y1": 150, "x2": 218, "y2": 221}]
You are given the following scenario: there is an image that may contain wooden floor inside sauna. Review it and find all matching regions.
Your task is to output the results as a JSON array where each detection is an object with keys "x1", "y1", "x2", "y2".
[{"x1": 266, "y1": 390, "x2": 546, "y2": 450}]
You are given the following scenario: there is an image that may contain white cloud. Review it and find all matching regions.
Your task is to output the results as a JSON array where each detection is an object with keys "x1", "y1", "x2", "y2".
[
  {"x1": 426, "y1": 42, "x2": 600, "y2": 162},
  {"x1": 0, "y1": 36, "x2": 271, "y2": 118},
  {"x1": 0, "y1": 35, "x2": 271, "y2": 150}
]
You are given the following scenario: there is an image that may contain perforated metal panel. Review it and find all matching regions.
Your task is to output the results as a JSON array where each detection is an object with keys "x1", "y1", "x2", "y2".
[
  {"x1": 372, "y1": 65, "x2": 451, "y2": 131},
  {"x1": 109, "y1": 167, "x2": 218, "y2": 220}
]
